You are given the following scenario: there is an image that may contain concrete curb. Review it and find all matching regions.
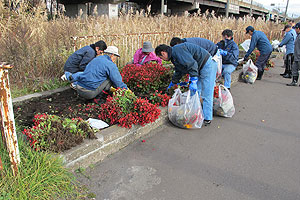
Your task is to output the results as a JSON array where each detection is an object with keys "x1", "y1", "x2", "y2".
[
  {"x1": 13, "y1": 86, "x2": 70, "y2": 105},
  {"x1": 12, "y1": 69, "x2": 242, "y2": 171}
]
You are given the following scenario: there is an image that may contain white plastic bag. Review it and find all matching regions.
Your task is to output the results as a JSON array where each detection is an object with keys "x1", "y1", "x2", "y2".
[
  {"x1": 242, "y1": 59, "x2": 258, "y2": 84},
  {"x1": 240, "y1": 39, "x2": 251, "y2": 52},
  {"x1": 272, "y1": 40, "x2": 286, "y2": 53},
  {"x1": 168, "y1": 89, "x2": 204, "y2": 129},
  {"x1": 213, "y1": 85, "x2": 235, "y2": 118},
  {"x1": 212, "y1": 50, "x2": 222, "y2": 80}
]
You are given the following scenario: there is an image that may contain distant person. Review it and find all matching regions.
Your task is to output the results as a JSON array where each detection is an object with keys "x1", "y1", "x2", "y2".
[
  {"x1": 279, "y1": 25, "x2": 297, "y2": 78},
  {"x1": 155, "y1": 43, "x2": 217, "y2": 125},
  {"x1": 76, "y1": 46, "x2": 128, "y2": 100},
  {"x1": 216, "y1": 29, "x2": 239, "y2": 90},
  {"x1": 287, "y1": 22, "x2": 300, "y2": 86},
  {"x1": 133, "y1": 41, "x2": 162, "y2": 66},
  {"x1": 170, "y1": 37, "x2": 218, "y2": 57},
  {"x1": 62, "y1": 40, "x2": 107, "y2": 88},
  {"x1": 243, "y1": 26, "x2": 273, "y2": 80}
]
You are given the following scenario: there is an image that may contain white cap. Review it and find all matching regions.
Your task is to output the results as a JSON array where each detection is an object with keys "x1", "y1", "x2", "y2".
[{"x1": 104, "y1": 46, "x2": 120, "y2": 57}]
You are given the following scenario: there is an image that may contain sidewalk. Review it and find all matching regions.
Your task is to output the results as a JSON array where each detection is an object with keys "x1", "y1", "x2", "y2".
[{"x1": 76, "y1": 58, "x2": 300, "y2": 200}]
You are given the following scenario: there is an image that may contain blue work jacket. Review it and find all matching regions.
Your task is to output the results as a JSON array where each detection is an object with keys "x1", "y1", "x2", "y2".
[
  {"x1": 217, "y1": 39, "x2": 239, "y2": 67},
  {"x1": 183, "y1": 37, "x2": 218, "y2": 56},
  {"x1": 170, "y1": 43, "x2": 210, "y2": 84},
  {"x1": 77, "y1": 55, "x2": 127, "y2": 90},
  {"x1": 279, "y1": 29, "x2": 297, "y2": 55},
  {"x1": 64, "y1": 45, "x2": 96, "y2": 73},
  {"x1": 245, "y1": 30, "x2": 273, "y2": 59}
]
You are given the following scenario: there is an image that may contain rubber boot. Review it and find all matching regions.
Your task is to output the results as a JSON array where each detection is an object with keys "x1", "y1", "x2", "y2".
[
  {"x1": 280, "y1": 58, "x2": 288, "y2": 76},
  {"x1": 256, "y1": 70, "x2": 263, "y2": 80},
  {"x1": 280, "y1": 70, "x2": 288, "y2": 76},
  {"x1": 286, "y1": 76, "x2": 298, "y2": 86}
]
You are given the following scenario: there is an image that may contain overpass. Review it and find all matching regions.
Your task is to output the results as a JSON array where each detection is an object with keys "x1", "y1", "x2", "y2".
[{"x1": 58, "y1": 0, "x2": 286, "y2": 21}]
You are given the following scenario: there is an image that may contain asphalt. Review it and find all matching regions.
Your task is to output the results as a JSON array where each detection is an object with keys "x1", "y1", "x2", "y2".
[{"x1": 76, "y1": 58, "x2": 300, "y2": 200}]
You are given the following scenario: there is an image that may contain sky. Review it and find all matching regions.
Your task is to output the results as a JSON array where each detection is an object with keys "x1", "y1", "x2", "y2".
[{"x1": 260, "y1": 0, "x2": 300, "y2": 18}]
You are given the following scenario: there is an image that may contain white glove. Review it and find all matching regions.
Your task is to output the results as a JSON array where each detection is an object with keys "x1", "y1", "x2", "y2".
[
  {"x1": 238, "y1": 58, "x2": 244, "y2": 64},
  {"x1": 61, "y1": 74, "x2": 67, "y2": 81}
]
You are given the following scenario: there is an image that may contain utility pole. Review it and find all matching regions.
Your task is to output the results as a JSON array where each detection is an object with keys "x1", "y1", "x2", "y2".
[
  {"x1": 284, "y1": 0, "x2": 290, "y2": 21},
  {"x1": 225, "y1": 0, "x2": 229, "y2": 18},
  {"x1": 250, "y1": 0, "x2": 253, "y2": 17},
  {"x1": 161, "y1": 0, "x2": 164, "y2": 15}
]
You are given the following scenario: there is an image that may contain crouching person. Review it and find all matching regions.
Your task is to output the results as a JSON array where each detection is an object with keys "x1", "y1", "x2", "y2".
[
  {"x1": 217, "y1": 29, "x2": 239, "y2": 90},
  {"x1": 63, "y1": 40, "x2": 107, "y2": 88},
  {"x1": 76, "y1": 46, "x2": 128, "y2": 100},
  {"x1": 155, "y1": 43, "x2": 217, "y2": 125}
]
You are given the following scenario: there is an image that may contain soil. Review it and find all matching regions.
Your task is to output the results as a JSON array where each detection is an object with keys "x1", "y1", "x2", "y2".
[{"x1": 13, "y1": 88, "x2": 105, "y2": 127}]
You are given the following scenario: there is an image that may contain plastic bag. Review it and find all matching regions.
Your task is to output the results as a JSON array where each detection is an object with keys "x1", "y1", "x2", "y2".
[
  {"x1": 240, "y1": 39, "x2": 251, "y2": 52},
  {"x1": 168, "y1": 89, "x2": 204, "y2": 129},
  {"x1": 212, "y1": 50, "x2": 222, "y2": 80},
  {"x1": 213, "y1": 85, "x2": 235, "y2": 118},
  {"x1": 272, "y1": 40, "x2": 286, "y2": 53},
  {"x1": 242, "y1": 59, "x2": 258, "y2": 84}
]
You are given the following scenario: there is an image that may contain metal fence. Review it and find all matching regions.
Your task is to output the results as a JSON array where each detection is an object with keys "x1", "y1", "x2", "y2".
[{"x1": 71, "y1": 30, "x2": 282, "y2": 67}]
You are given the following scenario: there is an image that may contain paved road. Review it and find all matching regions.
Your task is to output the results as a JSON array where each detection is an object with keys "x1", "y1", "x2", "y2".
[{"x1": 77, "y1": 59, "x2": 300, "y2": 200}]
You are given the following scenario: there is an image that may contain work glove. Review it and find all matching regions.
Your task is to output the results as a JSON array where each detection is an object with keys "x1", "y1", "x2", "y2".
[
  {"x1": 167, "y1": 82, "x2": 175, "y2": 91},
  {"x1": 179, "y1": 82, "x2": 189, "y2": 87},
  {"x1": 219, "y1": 49, "x2": 228, "y2": 56},
  {"x1": 189, "y1": 77, "x2": 198, "y2": 96},
  {"x1": 61, "y1": 74, "x2": 67, "y2": 81}
]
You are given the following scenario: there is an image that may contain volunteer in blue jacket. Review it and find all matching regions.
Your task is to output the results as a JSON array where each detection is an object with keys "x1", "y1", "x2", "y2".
[
  {"x1": 62, "y1": 40, "x2": 107, "y2": 88},
  {"x1": 155, "y1": 43, "x2": 217, "y2": 125},
  {"x1": 76, "y1": 46, "x2": 128, "y2": 100},
  {"x1": 279, "y1": 24, "x2": 297, "y2": 78},
  {"x1": 170, "y1": 37, "x2": 218, "y2": 56},
  {"x1": 243, "y1": 26, "x2": 273, "y2": 80},
  {"x1": 217, "y1": 29, "x2": 239, "y2": 90}
]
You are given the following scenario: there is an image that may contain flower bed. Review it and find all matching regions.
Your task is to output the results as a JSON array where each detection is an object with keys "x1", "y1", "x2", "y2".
[{"x1": 250, "y1": 50, "x2": 275, "y2": 70}]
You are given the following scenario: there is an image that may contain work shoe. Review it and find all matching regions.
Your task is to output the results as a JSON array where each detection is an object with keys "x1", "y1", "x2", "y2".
[
  {"x1": 283, "y1": 73, "x2": 292, "y2": 79},
  {"x1": 70, "y1": 83, "x2": 77, "y2": 90},
  {"x1": 286, "y1": 76, "x2": 298, "y2": 86},
  {"x1": 204, "y1": 120, "x2": 211, "y2": 126}
]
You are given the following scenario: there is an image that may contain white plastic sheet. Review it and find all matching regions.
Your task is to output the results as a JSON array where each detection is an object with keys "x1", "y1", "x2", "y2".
[
  {"x1": 240, "y1": 39, "x2": 251, "y2": 52},
  {"x1": 87, "y1": 118, "x2": 109, "y2": 129}
]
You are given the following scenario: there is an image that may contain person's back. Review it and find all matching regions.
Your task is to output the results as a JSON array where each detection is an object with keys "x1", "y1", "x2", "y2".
[
  {"x1": 77, "y1": 55, "x2": 126, "y2": 90},
  {"x1": 251, "y1": 30, "x2": 273, "y2": 55},
  {"x1": 182, "y1": 37, "x2": 218, "y2": 56},
  {"x1": 171, "y1": 42, "x2": 211, "y2": 77},
  {"x1": 64, "y1": 45, "x2": 96, "y2": 73}
]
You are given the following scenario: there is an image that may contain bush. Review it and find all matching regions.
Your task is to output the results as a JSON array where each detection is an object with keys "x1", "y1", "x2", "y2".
[
  {"x1": 98, "y1": 89, "x2": 161, "y2": 128},
  {"x1": 121, "y1": 63, "x2": 173, "y2": 96},
  {"x1": 149, "y1": 90, "x2": 171, "y2": 107},
  {"x1": 22, "y1": 113, "x2": 96, "y2": 152}
]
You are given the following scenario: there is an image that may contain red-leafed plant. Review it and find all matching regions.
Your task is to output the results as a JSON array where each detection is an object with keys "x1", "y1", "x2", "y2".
[
  {"x1": 149, "y1": 90, "x2": 171, "y2": 107},
  {"x1": 98, "y1": 89, "x2": 161, "y2": 128},
  {"x1": 121, "y1": 63, "x2": 173, "y2": 96}
]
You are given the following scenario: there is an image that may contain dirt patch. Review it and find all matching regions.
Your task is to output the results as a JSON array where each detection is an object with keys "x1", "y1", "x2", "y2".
[{"x1": 13, "y1": 88, "x2": 105, "y2": 127}]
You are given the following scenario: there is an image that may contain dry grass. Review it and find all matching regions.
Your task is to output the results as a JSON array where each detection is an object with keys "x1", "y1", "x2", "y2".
[{"x1": 0, "y1": 2, "x2": 282, "y2": 92}]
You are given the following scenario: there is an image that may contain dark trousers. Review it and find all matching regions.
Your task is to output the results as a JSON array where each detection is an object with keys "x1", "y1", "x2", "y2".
[
  {"x1": 255, "y1": 52, "x2": 272, "y2": 72},
  {"x1": 77, "y1": 79, "x2": 112, "y2": 100},
  {"x1": 284, "y1": 53, "x2": 294, "y2": 73}
]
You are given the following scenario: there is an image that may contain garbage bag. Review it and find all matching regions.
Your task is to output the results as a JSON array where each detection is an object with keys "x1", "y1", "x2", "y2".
[
  {"x1": 212, "y1": 50, "x2": 222, "y2": 80},
  {"x1": 213, "y1": 84, "x2": 235, "y2": 118},
  {"x1": 271, "y1": 40, "x2": 286, "y2": 53},
  {"x1": 168, "y1": 89, "x2": 204, "y2": 129},
  {"x1": 240, "y1": 39, "x2": 251, "y2": 52},
  {"x1": 242, "y1": 59, "x2": 258, "y2": 84}
]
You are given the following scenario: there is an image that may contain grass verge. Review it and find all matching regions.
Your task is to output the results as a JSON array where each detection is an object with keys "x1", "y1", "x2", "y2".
[{"x1": 0, "y1": 135, "x2": 87, "y2": 200}]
